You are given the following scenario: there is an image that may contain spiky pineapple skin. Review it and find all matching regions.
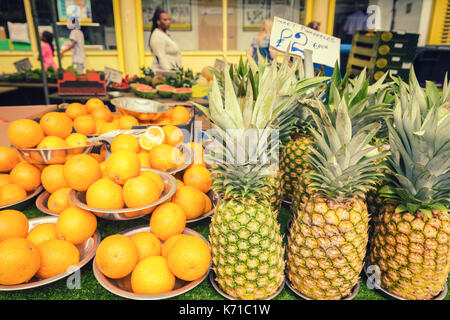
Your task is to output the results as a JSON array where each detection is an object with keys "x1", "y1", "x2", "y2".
[
  {"x1": 209, "y1": 198, "x2": 285, "y2": 300},
  {"x1": 280, "y1": 136, "x2": 313, "y2": 202},
  {"x1": 369, "y1": 202, "x2": 450, "y2": 300},
  {"x1": 287, "y1": 195, "x2": 369, "y2": 300},
  {"x1": 262, "y1": 169, "x2": 284, "y2": 217}
]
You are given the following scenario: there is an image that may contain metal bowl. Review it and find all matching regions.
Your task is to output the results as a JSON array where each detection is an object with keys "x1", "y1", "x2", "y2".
[
  {"x1": 92, "y1": 225, "x2": 211, "y2": 300},
  {"x1": 111, "y1": 97, "x2": 170, "y2": 122},
  {"x1": 69, "y1": 169, "x2": 177, "y2": 220},
  {"x1": 0, "y1": 185, "x2": 43, "y2": 211},
  {"x1": 16, "y1": 143, "x2": 100, "y2": 165},
  {"x1": 35, "y1": 191, "x2": 59, "y2": 216},
  {"x1": 285, "y1": 276, "x2": 360, "y2": 300},
  {"x1": 209, "y1": 270, "x2": 285, "y2": 300},
  {"x1": 363, "y1": 263, "x2": 448, "y2": 300},
  {"x1": 0, "y1": 215, "x2": 101, "y2": 291}
]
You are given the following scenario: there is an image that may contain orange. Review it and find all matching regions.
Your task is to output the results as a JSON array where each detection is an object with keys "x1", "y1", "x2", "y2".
[
  {"x1": 118, "y1": 115, "x2": 139, "y2": 130},
  {"x1": 8, "y1": 119, "x2": 44, "y2": 148},
  {"x1": 0, "y1": 238, "x2": 40, "y2": 285},
  {"x1": 148, "y1": 144, "x2": 184, "y2": 172},
  {"x1": 0, "y1": 174, "x2": 11, "y2": 187},
  {"x1": 139, "y1": 126, "x2": 165, "y2": 151},
  {"x1": 176, "y1": 179, "x2": 185, "y2": 189},
  {"x1": 0, "y1": 184, "x2": 27, "y2": 207},
  {"x1": 65, "y1": 103, "x2": 87, "y2": 120},
  {"x1": 9, "y1": 161, "x2": 41, "y2": 192},
  {"x1": 187, "y1": 142, "x2": 206, "y2": 166},
  {"x1": 41, "y1": 164, "x2": 69, "y2": 193},
  {"x1": 56, "y1": 207, "x2": 97, "y2": 245},
  {"x1": 73, "y1": 115, "x2": 96, "y2": 135},
  {"x1": 36, "y1": 239, "x2": 80, "y2": 279},
  {"x1": 111, "y1": 134, "x2": 140, "y2": 154},
  {"x1": 99, "y1": 161, "x2": 107, "y2": 178},
  {"x1": 141, "y1": 170, "x2": 164, "y2": 194},
  {"x1": 37, "y1": 136, "x2": 67, "y2": 149},
  {"x1": 91, "y1": 107, "x2": 113, "y2": 122},
  {"x1": 130, "y1": 232, "x2": 162, "y2": 261},
  {"x1": 154, "y1": 117, "x2": 171, "y2": 125},
  {"x1": 0, "y1": 210, "x2": 29, "y2": 242},
  {"x1": 0, "y1": 147, "x2": 20, "y2": 172},
  {"x1": 122, "y1": 175, "x2": 160, "y2": 208},
  {"x1": 149, "y1": 202, "x2": 186, "y2": 241},
  {"x1": 183, "y1": 165, "x2": 212, "y2": 193},
  {"x1": 137, "y1": 152, "x2": 150, "y2": 168},
  {"x1": 39, "y1": 112, "x2": 73, "y2": 139},
  {"x1": 85, "y1": 98, "x2": 105, "y2": 113},
  {"x1": 162, "y1": 125, "x2": 184, "y2": 147},
  {"x1": 47, "y1": 187, "x2": 73, "y2": 213},
  {"x1": 161, "y1": 233, "x2": 189, "y2": 258},
  {"x1": 131, "y1": 256, "x2": 175, "y2": 295},
  {"x1": 203, "y1": 192, "x2": 212, "y2": 213},
  {"x1": 63, "y1": 154, "x2": 101, "y2": 191},
  {"x1": 95, "y1": 234, "x2": 138, "y2": 279},
  {"x1": 86, "y1": 178, "x2": 124, "y2": 210},
  {"x1": 105, "y1": 150, "x2": 140, "y2": 185},
  {"x1": 167, "y1": 235, "x2": 211, "y2": 281},
  {"x1": 172, "y1": 186, "x2": 206, "y2": 220},
  {"x1": 99, "y1": 121, "x2": 118, "y2": 135},
  {"x1": 26, "y1": 222, "x2": 58, "y2": 247},
  {"x1": 65, "y1": 133, "x2": 88, "y2": 148},
  {"x1": 171, "y1": 106, "x2": 190, "y2": 125}
]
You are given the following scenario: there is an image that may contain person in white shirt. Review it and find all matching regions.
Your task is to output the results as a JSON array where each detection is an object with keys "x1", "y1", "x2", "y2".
[
  {"x1": 149, "y1": 9, "x2": 182, "y2": 72},
  {"x1": 61, "y1": 17, "x2": 85, "y2": 74}
]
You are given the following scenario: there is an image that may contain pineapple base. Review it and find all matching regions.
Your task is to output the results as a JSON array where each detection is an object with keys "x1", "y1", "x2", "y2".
[
  {"x1": 369, "y1": 202, "x2": 450, "y2": 300},
  {"x1": 287, "y1": 195, "x2": 369, "y2": 300},
  {"x1": 209, "y1": 198, "x2": 285, "y2": 300}
]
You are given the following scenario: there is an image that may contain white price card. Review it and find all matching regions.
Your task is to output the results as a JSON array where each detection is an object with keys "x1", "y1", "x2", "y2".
[
  {"x1": 104, "y1": 66, "x2": 123, "y2": 84},
  {"x1": 270, "y1": 16, "x2": 341, "y2": 67}
]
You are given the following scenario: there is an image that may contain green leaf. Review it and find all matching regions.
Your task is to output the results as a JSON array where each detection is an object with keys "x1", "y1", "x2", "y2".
[{"x1": 395, "y1": 204, "x2": 407, "y2": 213}]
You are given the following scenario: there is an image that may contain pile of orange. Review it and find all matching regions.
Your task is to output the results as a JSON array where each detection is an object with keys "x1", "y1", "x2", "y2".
[
  {"x1": 0, "y1": 147, "x2": 41, "y2": 207},
  {"x1": 0, "y1": 208, "x2": 97, "y2": 285},
  {"x1": 95, "y1": 205, "x2": 211, "y2": 295}
]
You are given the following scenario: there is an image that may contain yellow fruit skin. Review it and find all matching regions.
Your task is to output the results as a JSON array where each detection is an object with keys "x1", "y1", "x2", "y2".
[
  {"x1": 56, "y1": 207, "x2": 97, "y2": 245},
  {"x1": 36, "y1": 239, "x2": 80, "y2": 279},
  {"x1": 123, "y1": 175, "x2": 160, "y2": 208},
  {"x1": 131, "y1": 256, "x2": 175, "y2": 295},
  {"x1": 105, "y1": 150, "x2": 141, "y2": 185},
  {"x1": 86, "y1": 178, "x2": 124, "y2": 210},
  {"x1": 0, "y1": 209, "x2": 29, "y2": 242},
  {"x1": 0, "y1": 238, "x2": 41, "y2": 285}
]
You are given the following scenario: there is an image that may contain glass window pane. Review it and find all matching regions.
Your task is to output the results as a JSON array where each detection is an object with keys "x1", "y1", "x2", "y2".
[
  {"x1": 143, "y1": 0, "x2": 223, "y2": 51},
  {"x1": 0, "y1": 1, "x2": 30, "y2": 51},
  {"x1": 233, "y1": 0, "x2": 305, "y2": 51},
  {"x1": 36, "y1": 0, "x2": 117, "y2": 50},
  {"x1": 333, "y1": 0, "x2": 369, "y2": 44}
]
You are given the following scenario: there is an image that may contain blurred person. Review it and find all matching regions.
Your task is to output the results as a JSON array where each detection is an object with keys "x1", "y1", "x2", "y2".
[
  {"x1": 149, "y1": 9, "x2": 182, "y2": 71},
  {"x1": 40, "y1": 31, "x2": 57, "y2": 71},
  {"x1": 307, "y1": 21, "x2": 320, "y2": 30},
  {"x1": 249, "y1": 18, "x2": 276, "y2": 63},
  {"x1": 61, "y1": 16, "x2": 85, "y2": 74}
]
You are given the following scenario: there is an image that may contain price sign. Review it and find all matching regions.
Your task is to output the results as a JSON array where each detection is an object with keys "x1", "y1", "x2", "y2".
[
  {"x1": 104, "y1": 66, "x2": 123, "y2": 84},
  {"x1": 14, "y1": 58, "x2": 32, "y2": 73},
  {"x1": 270, "y1": 16, "x2": 341, "y2": 67}
]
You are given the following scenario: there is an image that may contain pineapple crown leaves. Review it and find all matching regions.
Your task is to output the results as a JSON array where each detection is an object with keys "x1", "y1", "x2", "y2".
[
  {"x1": 379, "y1": 87, "x2": 450, "y2": 217},
  {"x1": 304, "y1": 97, "x2": 388, "y2": 201}
]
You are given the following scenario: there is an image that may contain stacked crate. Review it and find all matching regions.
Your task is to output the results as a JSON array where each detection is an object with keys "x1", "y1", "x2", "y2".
[{"x1": 346, "y1": 31, "x2": 419, "y2": 82}]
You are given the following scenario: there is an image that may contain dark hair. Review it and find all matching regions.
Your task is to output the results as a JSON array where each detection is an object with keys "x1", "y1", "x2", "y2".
[
  {"x1": 151, "y1": 8, "x2": 166, "y2": 34},
  {"x1": 42, "y1": 31, "x2": 54, "y2": 56}
]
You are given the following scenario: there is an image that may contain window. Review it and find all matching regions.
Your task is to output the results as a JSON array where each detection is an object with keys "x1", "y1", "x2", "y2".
[
  {"x1": 333, "y1": 0, "x2": 369, "y2": 44},
  {"x1": 0, "y1": 1, "x2": 30, "y2": 51},
  {"x1": 35, "y1": 0, "x2": 117, "y2": 51}
]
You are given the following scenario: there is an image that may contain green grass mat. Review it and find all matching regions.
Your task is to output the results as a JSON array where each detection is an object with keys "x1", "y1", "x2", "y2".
[{"x1": 0, "y1": 204, "x2": 448, "y2": 300}]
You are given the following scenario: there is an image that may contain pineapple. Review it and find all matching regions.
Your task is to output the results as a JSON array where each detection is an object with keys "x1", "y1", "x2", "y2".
[
  {"x1": 210, "y1": 54, "x2": 326, "y2": 216},
  {"x1": 193, "y1": 60, "x2": 297, "y2": 299},
  {"x1": 286, "y1": 95, "x2": 387, "y2": 300},
  {"x1": 281, "y1": 65, "x2": 393, "y2": 203},
  {"x1": 368, "y1": 76, "x2": 450, "y2": 300}
]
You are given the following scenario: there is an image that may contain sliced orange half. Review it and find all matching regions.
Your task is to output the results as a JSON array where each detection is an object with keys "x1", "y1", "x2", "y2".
[{"x1": 139, "y1": 126, "x2": 165, "y2": 151}]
